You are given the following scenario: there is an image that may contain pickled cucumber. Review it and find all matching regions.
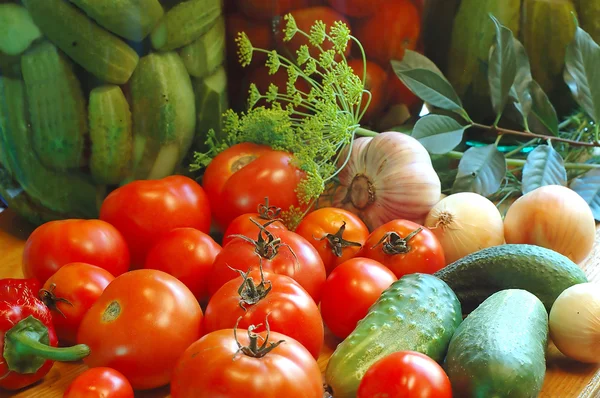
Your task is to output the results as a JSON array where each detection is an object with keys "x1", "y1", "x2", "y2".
[
  {"x1": 0, "y1": 4, "x2": 42, "y2": 56},
  {"x1": 89, "y1": 85, "x2": 133, "y2": 185},
  {"x1": 21, "y1": 41, "x2": 87, "y2": 171},
  {"x1": 180, "y1": 15, "x2": 226, "y2": 78},
  {"x1": 23, "y1": 0, "x2": 139, "y2": 84},
  {"x1": 69, "y1": 0, "x2": 164, "y2": 42},
  {"x1": 192, "y1": 66, "x2": 228, "y2": 149},
  {"x1": 150, "y1": 0, "x2": 222, "y2": 51},
  {"x1": 129, "y1": 51, "x2": 196, "y2": 180},
  {"x1": 0, "y1": 76, "x2": 100, "y2": 219}
]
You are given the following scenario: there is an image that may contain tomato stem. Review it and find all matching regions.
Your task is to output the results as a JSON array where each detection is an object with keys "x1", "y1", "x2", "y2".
[
  {"x1": 233, "y1": 315, "x2": 284, "y2": 359},
  {"x1": 232, "y1": 261, "x2": 273, "y2": 311},
  {"x1": 371, "y1": 228, "x2": 423, "y2": 255},
  {"x1": 39, "y1": 283, "x2": 73, "y2": 318},
  {"x1": 313, "y1": 221, "x2": 362, "y2": 258},
  {"x1": 257, "y1": 197, "x2": 282, "y2": 220}
]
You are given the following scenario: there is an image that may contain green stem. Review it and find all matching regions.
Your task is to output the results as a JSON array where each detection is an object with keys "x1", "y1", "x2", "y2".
[
  {"x1": 354, "y1": 126, "x2": 378, "y2": 137},
  {"x1": 9, "y1": 330, "x2": 90, "y2": 362},
  {"x1": 446, "y1": 151, "x2": 600, "y2": 170},
  {"x1": 504, "y1": 138, "x2": 539, "y2": 158}
]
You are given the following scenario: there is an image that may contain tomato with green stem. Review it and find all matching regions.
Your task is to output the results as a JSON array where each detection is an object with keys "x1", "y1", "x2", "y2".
[
  {"x1": 203, "y1": 268, "x2": 324, "y2": 358},
  {"x1": 358, "y1": 219, "x2": 445, "y2": 279},
  {"x1": 222, "y1": 198, "x2": 287, "y2": 247},
  {"x1": 64, "y1": 367, "x2": 134, "y2": 398},
  {"x1": 295, "y1": 207, "x2": 369, "y2": 274}
]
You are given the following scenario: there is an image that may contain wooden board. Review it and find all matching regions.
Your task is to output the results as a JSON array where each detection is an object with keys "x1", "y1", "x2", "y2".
[{"x1": 0, "y1": 208, "x2": 599, "y2": 398}]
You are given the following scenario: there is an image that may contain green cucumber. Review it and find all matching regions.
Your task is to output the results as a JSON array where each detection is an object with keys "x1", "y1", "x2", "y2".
[
  {"x1": 433, "y1": 244, "x2": 588, "y2": 313},
  {"x1": 191, "y1": 66, "x2": 228, "y2": 151},
  {"x1": 325, "y1": 273, "x2": 462, "y2": 398},
  {"x1": 179, "y1": 15, "x2": 226, "y2": 78},
  {"x1": 0, "y1": 4, "x2": 42, "y2": 56},
  {"x1": 150, "y1": 0, "x2": 222, "y2": 51},
  {"x1": 0, "y1": 76, "x2": 100, "y2": 220},
  {"x1": 89, "y1": 85, "x2": 133, "y2": 185},
  {"x1": 129, "y1": 51, "x2": 196, "y2": 180},
  {"x1": 21, "y1": 41, "x2": 87, "y2": 170},
  {"x1": 22, "y1": 0, "x2": 139, "y2": 84},
  {"x1": 69, "y1": 0, "x2": 164, "y2": 42},
  {"x1": 445, "y1": 289, "x2": 549, "y2": 398}
]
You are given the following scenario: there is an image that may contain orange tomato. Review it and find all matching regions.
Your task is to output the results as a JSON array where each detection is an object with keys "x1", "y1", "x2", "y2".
[
  {"x1": 355, "y1": 0, "x2": 421, "y2": 68},
  {"x1": 326, "y1": 0, "x2": 389, "y2": 17},
  {"x1": 347, "y1": 58, "x2": 389, "y2": 123}
]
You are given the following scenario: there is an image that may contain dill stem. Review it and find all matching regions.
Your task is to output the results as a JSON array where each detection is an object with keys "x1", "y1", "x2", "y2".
[
  {"x1": 354, "y1": 126, "x2": 378, "y2": 137},
  {"x1": 446, "y1": 151, "x2": 600, "y2": 170}
]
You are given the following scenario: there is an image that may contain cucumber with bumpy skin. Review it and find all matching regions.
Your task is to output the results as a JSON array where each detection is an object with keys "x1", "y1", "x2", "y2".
[
  {"x1": 21, "y1": 41, "x2": 87, "y2": 171},
  {"x1": 150, "y1": 0, "x2": 222, "y2": 51},
  {"x1": 69, "y1": 0, "x2": 164, "y2": 42},
  {"x1": 22, "y1": 0, "x2": 139, "y2": 84},
  {"x1": 89, "y1": 85, "x2": 133, "y2": 185},
  {"x1": 325, "y1": 273, "x2": 463, "y2": 398},
  {"x1": 192, "y1": 66, "x2": 228, "y2": 150},
  {"x1": 179, "y1": 15, "x2": 226, "y2": 78},
  {"x1": 0, "y1": 4, "x2": 41, "y2": 56},
  {"x1": 0, "y1": 76, "x2": 100, "y2": 219},
  {"x1": 129, "y1": 51, "x2": 196, "y2": 180}
]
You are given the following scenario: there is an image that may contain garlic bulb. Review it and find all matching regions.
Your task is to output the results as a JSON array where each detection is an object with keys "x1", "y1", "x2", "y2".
[{"x1": 332, "y1": 132, "x2": 441, "y2": 231}]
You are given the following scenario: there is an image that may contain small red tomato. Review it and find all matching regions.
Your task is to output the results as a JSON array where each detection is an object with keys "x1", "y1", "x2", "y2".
[
  {"x1": 22, "y1": 219, "x2": 129, "y2": 285},
  {"x1": 99, "y1": 175, "x2": 211, "y2": 269},
  {"x1": 295, "y1": 207, "x2": 369, "y2": 275},
  {"x1": 358, "y1": 219, "x2": 445, "y2": 278},
  {"x1": 357, "y1": 351, "x2": 453, "y2": 398},
  {"x1": 320, "y1": 257, "x2": 396, "y2": 339},
  {"x1": 144, "y1": 228, "x2": 222, "y2": 304},
  {"x1": 222, "y1": 197, "x2": 287, "y2": 247},
  {"x1": 204, "y1": 270, "x2": 324, "y2": 359},
  {"x1": 63, "y1": 367, "x2": 134, "y2": 398},
  {"x1": 40, "y1": 262, "x2": 114, "y2": 344}
]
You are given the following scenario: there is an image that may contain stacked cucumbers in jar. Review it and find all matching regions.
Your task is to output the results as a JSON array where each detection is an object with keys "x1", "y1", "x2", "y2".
[{"x1": 0, "y1": 0, "x2": 228, "y2": 225}]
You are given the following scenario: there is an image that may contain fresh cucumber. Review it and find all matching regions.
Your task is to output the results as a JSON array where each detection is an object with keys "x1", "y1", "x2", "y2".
[
  {"x1": 445, "y1": 289, "x2": 549, "y2": 398},
  {"x1": 22, "y1": 0, "x2": 139, "y2": 84},
  {"x1": 89, "y1": 85, "x2": 133, "y2": 185},
  {"x1": 150, "y1": 0, "x2": 222, "y2": 51},
  {"x1": 0, "y1": 4, "x2": 41, "y2": 56},
  {"x1": 325, "y1": 273, "x2": 462, "y2": 398},
  {"x1": 179, "y1": 15, "x2": 226, "y2": 78},
  {"x1": 433, "y1": 244, "x2": 588, "y2": 313},
  {"x1": 69, "y1": 0, "x2": 164, "y2": 42},
  {"x1": 21, "y1": 40, "x2": 87, "y2": 171}
]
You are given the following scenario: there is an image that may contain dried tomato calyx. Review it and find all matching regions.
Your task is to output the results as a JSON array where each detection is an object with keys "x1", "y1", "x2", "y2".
[
  {"x1": 233, "y1": 315, "x2": 284, "y2": 359},
  {"x1": 229, "y1": 261, "x2": 272, "y2": 311},
  {"x1": 314, "y1": 221, "x2": 362, "y2": 258},
  {"x1": 371, "y1": 228, "x2": 423, "y2": 255}
]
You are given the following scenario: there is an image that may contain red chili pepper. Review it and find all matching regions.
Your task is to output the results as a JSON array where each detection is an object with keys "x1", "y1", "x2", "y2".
[{"x1": 0, "y1": 278, "x2": 90, "y2": 390}]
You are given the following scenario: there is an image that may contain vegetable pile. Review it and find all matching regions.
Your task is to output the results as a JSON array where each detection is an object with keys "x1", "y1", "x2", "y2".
[{"x1": 1, "y1": 4, "x2": 600, "y2": 398}]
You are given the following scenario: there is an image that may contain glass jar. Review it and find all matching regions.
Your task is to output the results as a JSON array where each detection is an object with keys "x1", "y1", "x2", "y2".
[
  {"x1": 0, "y1": 0, "x2": 229, "y2": 225},
  {"x1": 223, "y1": 0, "x2": 426, "y2": 128}
]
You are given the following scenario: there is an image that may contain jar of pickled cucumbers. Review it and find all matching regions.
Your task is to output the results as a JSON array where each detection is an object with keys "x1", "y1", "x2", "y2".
[
  {"x1": 0, "y1": 0, "x2": 228, "y2": 225},
  {"x1": 223, "y1": 0, "x2": 425, "y2": 127}
]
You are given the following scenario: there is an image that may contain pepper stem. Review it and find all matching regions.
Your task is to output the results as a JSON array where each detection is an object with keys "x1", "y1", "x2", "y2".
[{"x1": 3, "y1": 316, "x2": 90, "y2": 374}]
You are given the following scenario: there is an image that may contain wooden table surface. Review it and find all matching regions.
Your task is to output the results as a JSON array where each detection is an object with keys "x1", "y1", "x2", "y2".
[{"x1": 0, "y1": 208, "x2": 599, "y2": 398}]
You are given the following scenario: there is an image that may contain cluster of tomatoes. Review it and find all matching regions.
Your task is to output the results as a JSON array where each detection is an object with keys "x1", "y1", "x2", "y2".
[
  {"x1": 225, "y1": 0, "x2": 424, "y2": 125},
  {"x1": 19, "y1": 141, "x2": 452, "y2": 397}
]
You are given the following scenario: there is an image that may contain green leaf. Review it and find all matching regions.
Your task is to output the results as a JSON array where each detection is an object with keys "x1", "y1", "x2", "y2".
[
  {"x1": 412, "y1": 115, "x2": 470, "y2": 154},
  {"x1": 488, "y1": 15, "x2": 517, "y2": 120},
  {"x1": 564, "y1": 26, "x2": 600, "y2": 123},
  {"x1": 451, "y1": 144, "x2": 507, "y2": 196},
  {"x1": 521, "y1": 145, "x2": 567, "y2": 194},
  {"x1": 529, "y1": 80, "x2": 559, "y2": 135},
  {"x1": 510, "y1": 38, "x2": 533, "y2": 127},
  {"x1": 394, "y1": 49, "x2": 445, "y2": 75},
  {"x1": 570, "y1": 169, "x2": 600, "y2": 221}
]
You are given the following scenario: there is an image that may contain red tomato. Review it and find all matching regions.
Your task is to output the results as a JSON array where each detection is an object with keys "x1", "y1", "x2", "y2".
[
  {"x1": 204, "y1": 145, "x2": 306, "y2": 231},
  {"x1": 327, "y1": 0, "x2": 388, "y2": 18},
  {"x1": 295, "y1": 207, "x2": 369, "y2": 275},
  {"x1": 355, "y1": 1, "x2": 421, "y2": 67},
  {"x1": 22, "y1": 219, "x2": 129, "y2": 285},
  {"x1": 320, "y1": 257, "x2": 396, "y2": 339},
  {"x1": 63, "y1": 367, "x2": 134, "y2": 398},
  {"x1": 208, "y1": 228, "x2": 326, "y2": 302},
  {"x1": 40, "y1": 262, "x2": 114, "y2": 344},
  {"x1": 143, "y1": 228, "x2": 221, "y2": 304},
  {"x1": 171, "y1": 327, "x2": 324, "y2": 398},
  {"x1": 358, "y1": 219, "x2": 445, "y2": 278},
  {"x1": 77, "y1": 269, "x2": 203, "y2": 390},
  {"x1": 357, "y1": 351, "x2": 453, "y2": 398},
  {"x1": 222, "y1": 198, "x2": 288, "y2": 247},
  {"x1": 204, "y1": 270, "x2": 324, "y2": 358},
  {"x1": 99, "y1": 175, "x2": 211, "y2": 269},
  {"x1": 347, "y1": 58, "x2": 389, "y2": 123}
]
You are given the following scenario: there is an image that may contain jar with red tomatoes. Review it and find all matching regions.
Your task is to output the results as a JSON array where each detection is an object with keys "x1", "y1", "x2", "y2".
[{"x1": 224, "y1": 0, "x2": 425, "y2": 130}]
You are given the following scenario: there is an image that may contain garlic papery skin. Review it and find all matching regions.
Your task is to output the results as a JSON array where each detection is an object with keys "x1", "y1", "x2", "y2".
[
  {"x1": 549, "y1": 283, "x2": 600, "y2": 364},
  {"x1": 332, "y1": 132, "x2": 441, "y2": 231}
]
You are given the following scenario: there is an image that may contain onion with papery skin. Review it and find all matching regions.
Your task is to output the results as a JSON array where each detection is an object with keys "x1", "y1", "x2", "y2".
[
  {"x1": 549, "y1": 283, "x2": 600, "y2": 364},
  {"x1": 424, "y1": 192, "x2": 505, "y2": 265},
  {"x1": 331, "y1": 132, "x2": 441, "y2": 231},
  {"x1": 503, "y1": 185, "x2": 596, "y2": 264}
]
